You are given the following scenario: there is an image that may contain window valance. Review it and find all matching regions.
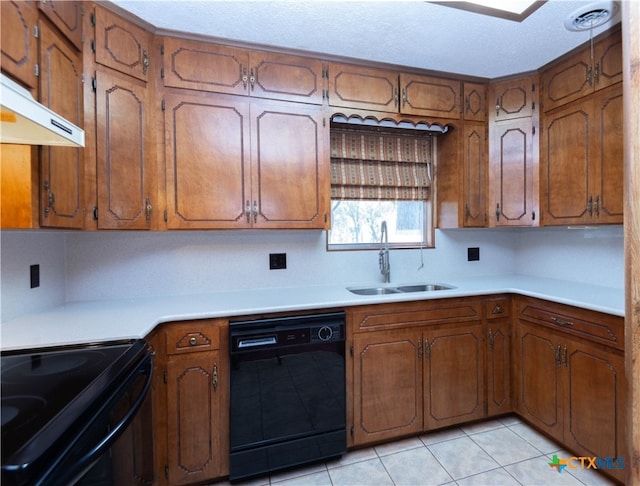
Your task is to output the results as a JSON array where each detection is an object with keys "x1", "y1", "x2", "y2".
[{"x1": 330, "y1": 128, "x2": 433, "y2": 201}]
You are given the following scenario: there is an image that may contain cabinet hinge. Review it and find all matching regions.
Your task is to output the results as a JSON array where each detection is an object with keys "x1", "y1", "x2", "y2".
[
  {"x1": 532, "y1": 101, "x2": 535, "y2": 111},
  {"x1": 164, "y1": 209, "x2": 168, "y2": 222},
  {"x1": 91, "y1": 77, "x2": 97, "y2": 92},
  {"x1": 34, "y1": 63, "x2": 39, "y2": 77},
  {"x1": 92, "y1": 206, "x2": 98, "y2": 220},
  {"x1": 323, "y1": 117, "x2": 326, "y2": 127},
  {"x1": 350, "y1": 426, "x2": 354, "y2": 438},
  {"x1": 532, "y1": 125, "x2": 536, "y2": 135},
  {"x1": 161, "y1": 99, "x2": 166, "y2": 111},
  {"x1": 163, "y1": 369, "x2": 167, "y2": 384},
  {"x1": 90, "y1": 12, "x2": 96, "y2": 27},
  {"x1": 33, "y1": 25, "x2": 39, "y2": 39},
  {"x1": 160, "y1": 67, "x2": 164, "y2": 79},
  {"x1": 160, "y1": 45, "x2": 164, "y2": 56},
  {"x1": 91, "y1": 39, "x2": 96, "y2": 54},
  {"x1": 532, "y1": 210, "x2": 536, "y2": 221}
]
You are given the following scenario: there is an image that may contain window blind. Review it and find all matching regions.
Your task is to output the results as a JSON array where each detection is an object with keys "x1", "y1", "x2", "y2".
[{"x1": 330, "y1": 128, "x2": 433, "y2": 201}]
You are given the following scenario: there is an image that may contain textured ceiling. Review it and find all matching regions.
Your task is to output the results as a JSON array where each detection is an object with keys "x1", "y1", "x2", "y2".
[{"x1": 109, "y1": 0, "x2": 621, "y2": 79}]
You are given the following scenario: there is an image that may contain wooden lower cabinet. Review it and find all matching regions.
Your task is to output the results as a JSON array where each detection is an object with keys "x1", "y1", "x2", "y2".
[
  {"x1": 514, "y1": 298, "x2": 626, "y2": 482},
  {"x1": 485, "y1": 297, "x2": 512, "y2": 416},
  {"x1": 349, "y1": 298, "x2": 485, "y2": 447}
]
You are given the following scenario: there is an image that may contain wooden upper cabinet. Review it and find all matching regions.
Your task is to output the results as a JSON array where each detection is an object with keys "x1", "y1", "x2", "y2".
[
  {"x1": 462, "y1": 123, "x2": 486, "y2": 227},
  {"x1": 491, "y1": 76, "x2": 537, "y2": 121},
  {"x1": 95, "y1": 67, "x2": 155, "y2": 229},
  {"x1": 163, "y1": 37, "x2": 324, "y2": 104},
  {"x1": 327, "y1": 62, "x2": 399, "y2": 113},
  {"x1": 541, "y1": 83, "x2": 622, "y2": 225},
  {"x1": 542, "y1": 30, "x2": 621, "y2": 112},
  {"x1": 94, "y1": 4, "x2": 152, "y2": 82},
  {"x1": 400, "y1": 73, "x2": 461, "y2": 119},
  {"x1": 163, "y1": 37, "x2": 248, "y2": 95},
  {"x1": 462, "y1": 82, "x2": 486, "y2": 122},
  {"x1": 38, "y1": 0, "x2": 83, "y2": 50},
  {"x1": 1, "y1": 0, "x2": 38, "y2": 89},
  {"x1": 39, "y1": 18, "x2": 85, "y2": 229}
]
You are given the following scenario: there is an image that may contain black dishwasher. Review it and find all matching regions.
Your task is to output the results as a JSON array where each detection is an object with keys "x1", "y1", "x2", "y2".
[{"x1": 229, "y1": 312, "x2": 346, "y2": 481}]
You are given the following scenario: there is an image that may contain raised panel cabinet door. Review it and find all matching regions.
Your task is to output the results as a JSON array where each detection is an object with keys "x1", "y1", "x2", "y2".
[
  {"x1": 542, "y1": 49, "x2": 591, "y2": 112},
  {"x1": 95, "y1": 68, "x2": 154, "y2": 229},
  {"x1": 165, "y1": 93, "x2": 250, "y2": 229},
  {"x1": 250, "y1": 101, "x2": 329, "y2": 229},
  {"x1": 489, "y1": 117, "x2": 538, "y2": 227},
  {"x1": 327, "y1": 63, "x2": 399, "y2": 113},
  {"x1": 39, "y1": 19, "x2": 84, "y2": 229},
  {"x1": 400, "y1": 73, "x2": 461, "y2": 119},
  {"x1": 249, "y1": 51, "x2": 324, "y2": 104},
  {"x1": 352, "y1": 329, "x2": 423, "y2": 446},
  {"x1": 94, "y1": 4, "x2": 152, "y2": 82},
  {"x1": 423, "y1": 324, "x2": 485, "y2": 430},
  {"x1": 166, "y1": 353, "x2": 224, "y2": 485},
  {"x1": 487, "y1": 319, "x2": 512, "y2": 416},
  {"x1": 491, "y1": 76, "x2": 536, "y2": 121},
  {"x1": 515, "y1": 321, "x2": 562, "y2": 440},
  {"x1": 38, "y1": 0, "x2": 82, "y2": 50},
  {"x1": 462, "y1": 123, "x2": 486, "y2": 227},
  {"x1": 463, "y1": 82, "x2": 486, "y2": 122},
  {"x1": 593, "y1": 84, "x2": 623, "y2": 224},
  {"x1": 593, "y1": 30, "x2": 622, "y2": 91},
  {"x1": 541, "y1": 101, "x2": 592, "y2": 225},
  {"x1": 1, "y1": 0, "x2": 38, "y2": 89},
  {"x1": 563, "y1": 338, "x2": 626, "y2": 482},
  {"x1": 163, "y1": 37, "x2": 249, "y2": 95}
]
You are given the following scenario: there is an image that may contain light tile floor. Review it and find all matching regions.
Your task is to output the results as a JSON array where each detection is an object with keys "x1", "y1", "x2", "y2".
[{"x1": 220, "y1": 415, "x2": 618, "y2": 486}]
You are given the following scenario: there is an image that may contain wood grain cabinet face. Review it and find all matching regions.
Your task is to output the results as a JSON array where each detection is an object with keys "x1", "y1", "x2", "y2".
[
  {"x1": 328, "y1": 63, "x2": 399, "y2": 113},
  {"x1": 400, "y1": 73, "x2": 461, "y2": 119},
  {"x1": 1, "y1": 0, "x2": 38, "y2": 89},
  {"x1": 38, "y1": 0, "x2": 83, "y2": 50},
  {"x1": 462, "y1": 123, "x2": 487, "y2": 227},
  {"x1": 95, "y1": 67, "x2": 155, "y2": 229},
  {"x1": 485, "y1": 297, "x2": 512, "y2": 417},
  {"x1": 462, "y1": 82, "x2": 486, "y2": 122},
  {"x1": 94, "y1": 4, "x2": 152, "y2": 82},
  {"x1": 39, "y1": 19, "x2": 85, "y2": 229},
  {"x1": 541, "y1": 84, "x2": 622, "y2": 225},
  {"x1": 491, "y1": 76, "x2": 536, "y2": 121}
]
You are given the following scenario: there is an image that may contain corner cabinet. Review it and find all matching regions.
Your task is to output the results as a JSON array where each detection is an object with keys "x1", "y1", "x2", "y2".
[
  {"x1": 1, "y1": 0, "x2": 38, "y2": 90},
  {"x1": 164, "y1": 93, "x2": 329, "y2": 229},
  {"x1": 348, "y1": 298, "x2": 485, "y2": 447},
  {"x1": 514, "y1": 297, "x2": 626, "y2": 483},
  {"x1": 150, "y1": 319, "x2": 230, "y2": 486},
  {"x1": 541, "y1": 83, "x2": 623, "y2": 225}
]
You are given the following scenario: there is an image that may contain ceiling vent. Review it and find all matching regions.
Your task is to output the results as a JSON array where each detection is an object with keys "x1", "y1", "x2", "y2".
[{"x1": 564, "y1": 1, "x2": 620, "y2": 31}]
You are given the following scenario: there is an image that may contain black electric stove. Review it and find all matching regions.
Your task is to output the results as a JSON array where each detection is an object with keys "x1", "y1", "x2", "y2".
[{"x1": 1, "y1": 339, "x2": 152, "y2": 486}]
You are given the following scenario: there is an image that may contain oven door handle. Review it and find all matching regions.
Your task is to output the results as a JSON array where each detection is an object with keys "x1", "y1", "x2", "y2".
[
  {"x1": 237, "y1": 336, "x2": 277, "y2": 348},
  {"x1": 75, "y1": 356, "x2": 153, "y2": 470}
]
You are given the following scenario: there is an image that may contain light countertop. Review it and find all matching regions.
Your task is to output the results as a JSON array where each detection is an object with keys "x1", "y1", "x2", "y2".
[{"x1": 0, "y1": 275, "x2": 624, "y2": 351}]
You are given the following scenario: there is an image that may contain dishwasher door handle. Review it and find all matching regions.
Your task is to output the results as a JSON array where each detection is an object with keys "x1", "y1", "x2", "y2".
[{"x1": 237, "y1": 336, "x2": 277, "y2": 348}]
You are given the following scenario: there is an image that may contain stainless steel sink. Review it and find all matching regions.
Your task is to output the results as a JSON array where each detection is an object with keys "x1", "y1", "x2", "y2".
[{"x1": 347, "y1": 283, "x2": 454, "y2": 295}]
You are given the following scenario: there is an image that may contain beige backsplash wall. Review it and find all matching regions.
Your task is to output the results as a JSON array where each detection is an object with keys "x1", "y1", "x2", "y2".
[{"x1": 0, "y1": 226, "x2": 623, "y2": 323}]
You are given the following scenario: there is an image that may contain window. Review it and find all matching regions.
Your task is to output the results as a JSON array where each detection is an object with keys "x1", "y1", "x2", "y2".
[{"x1": 327, "y1": 126, "x2": 435, "y2": 250}]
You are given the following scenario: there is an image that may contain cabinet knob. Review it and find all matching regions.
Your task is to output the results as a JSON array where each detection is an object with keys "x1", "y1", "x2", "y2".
[{"x1": 189, "y1": 336, "x2": 198, "y2": 346}]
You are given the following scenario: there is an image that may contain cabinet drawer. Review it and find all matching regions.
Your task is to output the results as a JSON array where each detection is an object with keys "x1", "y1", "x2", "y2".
[
  {"x1": 165, "y1": 321, "x2": 221, "y2": 355},
  {"x1": 517, "y1": 298, "x2": 623, "y2": 350},
  {"x1": 485, "y1": 297, "x2": 510, "y2": 320}
]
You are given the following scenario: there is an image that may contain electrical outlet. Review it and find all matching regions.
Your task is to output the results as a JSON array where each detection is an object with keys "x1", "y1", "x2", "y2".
[
  {"x1": 269, "y1": 253, "x2": 287, "y2": 270},
  {"x1": 468, "y1": 247, "x2": 480, "y2": 262},
  {"x1": 30, "y1": 264, "x2": 40, "y2": 288}
]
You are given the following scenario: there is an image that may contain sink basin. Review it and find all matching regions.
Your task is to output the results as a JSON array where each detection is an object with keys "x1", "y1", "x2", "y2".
[
  {"x1": 348, "y1": 287, "x2": 401, "y2": 295},
  {"x1": 396, "y1": 284, "x2": 454, "y2": 292},
  {"x1": 347, "y1": 283, "x2": 454, "y2": 295}
]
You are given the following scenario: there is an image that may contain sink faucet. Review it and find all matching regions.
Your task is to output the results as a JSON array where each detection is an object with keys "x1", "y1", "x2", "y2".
[{"x1": 379, "y1": 220, "x2": 390, "y2": 283}]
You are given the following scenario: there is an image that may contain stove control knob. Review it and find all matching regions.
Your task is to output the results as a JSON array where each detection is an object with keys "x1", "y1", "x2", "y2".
[{"x1": 318, "y1": 326, "x2": 333, "y2": 341}]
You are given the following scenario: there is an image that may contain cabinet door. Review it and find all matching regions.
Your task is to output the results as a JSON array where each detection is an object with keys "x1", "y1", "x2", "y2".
[
  {"x1": 463, "y1": 82, "x2": 486, "y2": 122},
  {"x1": 515, "y1": 321, "x2": 562, "y2": 441},
  {"x1": 491, "y1": 76, "x2": 536, "y2": 121},
  {"x1": 462, "y1": 123, "x2": 486, "y2": 227},
  {"x1": 1, "y1": 0, "x2": 38, "y2": 89},
  {"x1": 249, "y1": 51, "x2": 324, "y2": 104},
  {"x1": 423, "y1": 323, "x2": 485, "y2": 430},
  {"x1": 166, "y1": 353, "x2": 224, "y2": 485},
  {"x1": 38, "y1": 0, "x2": 82, "y2": 50},
  {"x1": 165, "y1": 92, "x2": 250, "y2": 229},
  {"x1": 542, "y1": 48, "x2": 591, "y2": 112},
  {"x1": 95, "y1": 68, "x2": 155, "y2": 229},
  {"x1": 94, "y1": 4, "x2": 152, "y2": 82},
  {"x1": 327, "y1": 63, "x2": 398, "y2": 113},
  {"x1": 489, "y1": 117, "x2": 538, "y2": 227},
  {"x1": 593, "y1": 84, "x2": 623, "y2": 224},
  {"x1": 250, "y1": 101, "x2": 329, "y2": 229},
  {"x1": 563, "y1": 337, "x2": 625, "y2": 463},
  {"x1": 163, "y1": 37, "x2": 249, "y2": 95},
  {"x1": 487, "y1": 318, "x2": 512, "y2": 416},
  {"x1": 593, "y1": 30, "x2": 622, "y2": 91},
  {"x1": 352, "y1": 329, "x2": 423, "y2": 446},
  {"x1": 400, "y1": 74, "x2": 461, "y2": 119},
  {"x1": 39, "y1": 19, "x2": 85, "y2": 229}
]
